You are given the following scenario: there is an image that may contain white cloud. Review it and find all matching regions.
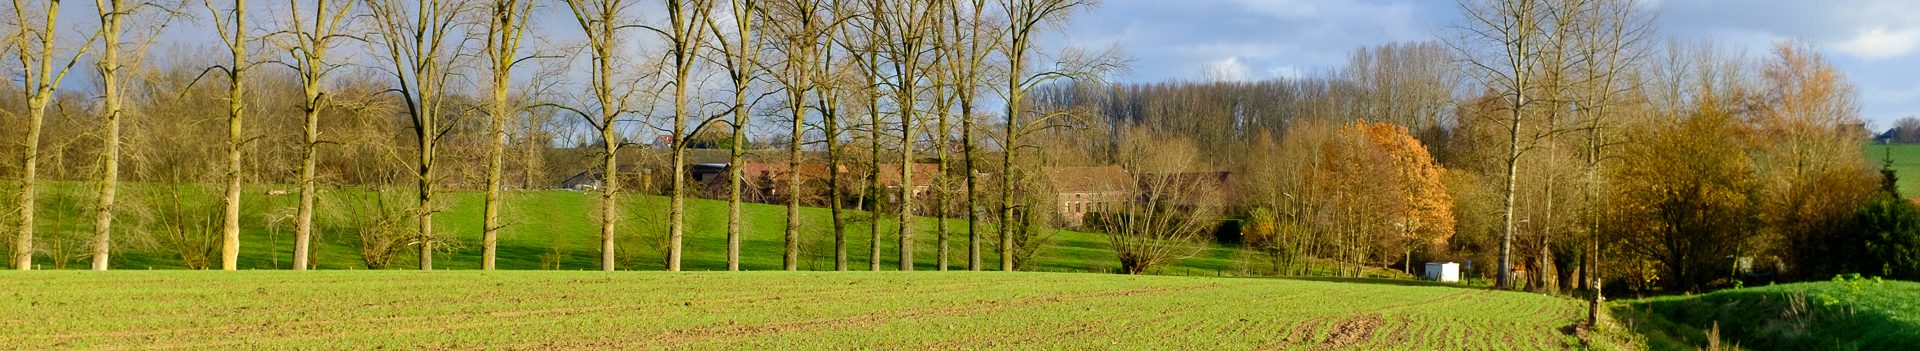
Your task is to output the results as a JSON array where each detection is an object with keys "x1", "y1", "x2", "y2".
[
  {"x1": 1834, "y1": 26, "x2": 1920, "y2": 60},
  {"x1": 1203, "y1": 57, "x2": 1254, "y2": 82}
]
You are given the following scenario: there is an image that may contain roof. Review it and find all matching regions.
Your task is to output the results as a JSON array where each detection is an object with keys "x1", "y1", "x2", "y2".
[
  {"x1": 867, "y1": 163, "x2": 942, "y2": 188},
  {"x1": 738, "y1": 162, "x2": 843, "y2": 182},
  {"x1": 1048, "y1": 166, "x2": 1132, "y2": 193}
]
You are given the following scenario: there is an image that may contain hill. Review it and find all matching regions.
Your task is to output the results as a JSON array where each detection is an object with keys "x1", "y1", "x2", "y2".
[
  {"x1": 1864, "y1": 143, "x2": 1920, "y2": 196},
  {"x1": 1613, "y1": 277, "x2": 1920, "y2": 350},
  {"x1": 1, "y1": 271, "x2": 1584, "y2": 349}
]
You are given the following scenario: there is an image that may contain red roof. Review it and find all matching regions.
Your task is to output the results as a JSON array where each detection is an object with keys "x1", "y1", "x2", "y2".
[
  {"x1": 870, "y1": 163, "x2": 941, "y2": 188},
  {"x1": 1048, "y1": 166, "x2": 1132, "y2": 192}
]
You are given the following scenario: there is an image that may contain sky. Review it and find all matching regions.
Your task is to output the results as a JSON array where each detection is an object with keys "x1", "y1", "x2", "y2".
[
  {"x1": 1053, "y1": 0, "x2": 1920, "y2": 128},
  {"x1": 50, "y1": 0, "x2": 1918, "y2": 129}
]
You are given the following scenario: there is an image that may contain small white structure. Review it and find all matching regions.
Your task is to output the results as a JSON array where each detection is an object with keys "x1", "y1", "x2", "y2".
[{"x1": 1424, "y1": 262, "x2": 1461, "y2": 283}]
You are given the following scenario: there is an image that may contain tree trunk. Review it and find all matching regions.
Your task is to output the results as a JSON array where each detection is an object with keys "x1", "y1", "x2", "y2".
[
  {"x1": 784, "y1": 92, "x2": 801, "y2": 272},
  {"x1": 934, "y1": 85, "x2": 950, "y2": 272},
  {"x1": 664, "y1": 0, "x2": 706, "y2": 272},
  {"x1": 1589, "y1": 231, "x2": 1603, "y2": 326},
  {"x1": 95, "y1": 0, "x2": 129, "y2": 271},
  {"x1": 729, "y1": 81, "x2": 747, "y2": 272},
  {"x1": 1000, "y1": 37, "x2": 1023, "y2": 272},
  {"x1": 417, "y1": 148, "x2": 434, "y2": 271},
  {"x1": 600, "y1": 128, "x2": 618, "y2": 271},
  {"x1": 669, "y1": 105, "x2": 687, "y2": 272},
  {"x1": 898, "y1": 100, "x2": 916, "y2": 272},
  {"x1": 15, "y1": 88, "x2": 44, "y2": 270},
  {"x1": 869, "y1": 87, "x2": 882, "y2": 272},
  {"x1": 480, "y1": 56, "x2": 510, "y2": 272},
  {"x1": 483, "y1": 0, "x2": 528, "y2": 271},
  {"x1": 296, "y1": 83, "x2": 318, "y2": 270},
  {"x1": 963, "y1": 102, "x2": 978, "y2": 270},
  {"x1": 1497, "y1": 117, "x2": 1520, "y2": 289},
  {"x1": 825, "y1": 90, "x2": 846, "y2": 271}
]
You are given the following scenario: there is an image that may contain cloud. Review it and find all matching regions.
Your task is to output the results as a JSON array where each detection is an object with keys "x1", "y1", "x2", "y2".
[
  {"x1": 1834, "y1": 26, "x2": 1920, "y2": 60},
  {"x1": 1057, "y1": 0, "x2": 1452, "y2": 83},
  {"x1": 1203, "y1": 57, "x2": 1254, "y2": 82},
  {"x1": 1059, "y1": 0, "x2": 1920, "y2": 125}
]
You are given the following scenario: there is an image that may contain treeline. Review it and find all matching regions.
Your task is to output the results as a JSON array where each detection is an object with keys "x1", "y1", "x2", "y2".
[
  {"x1": 1022, "y1": 0, "x2": 1919, "y2": 300},
  {"x1": 2, "y1": 0, "x2": 1113, "y2": 273},
  {"x1": 6, "y1": 0, "x2": 1917, "y2": 302}
]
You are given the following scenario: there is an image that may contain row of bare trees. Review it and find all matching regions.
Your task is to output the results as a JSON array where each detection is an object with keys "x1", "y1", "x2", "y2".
[{"x1": 3, "y1": 0, "x2": 1111, "y2": 272}]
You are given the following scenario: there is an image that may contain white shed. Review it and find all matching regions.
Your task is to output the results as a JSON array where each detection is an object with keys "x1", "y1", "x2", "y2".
[{"x1": 1424, "y1": 262, "x2": 1460, "y2": 282}]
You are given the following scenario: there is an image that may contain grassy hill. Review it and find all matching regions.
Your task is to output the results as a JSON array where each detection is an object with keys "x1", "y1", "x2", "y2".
[
  {"x1": 1612, "y1": 277, "x2": 1920, "y2": 350},
  {"x1": 1, "y1": 271, "x2": 1585, "y2": 349},
  {"x1": 1864, "y1": 143, "x2": 1920, "y2": 196},
  {"x1": 6, "y1": 182, "x2": 1383, "y2": 276}
]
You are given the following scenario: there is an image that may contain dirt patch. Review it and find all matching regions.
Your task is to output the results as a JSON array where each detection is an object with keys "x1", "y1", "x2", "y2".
[
  {"x1": 1310, "y1": 314, "x2": 1383, "y2": 351},
  {"x1": 1253, "y1": 317, "x2": 1325, "y2": 351}
]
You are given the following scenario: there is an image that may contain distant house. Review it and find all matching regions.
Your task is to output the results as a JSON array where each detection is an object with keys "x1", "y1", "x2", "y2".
[
  {"x1": 703, "y1": 161, "x2": 845, "y2": 203},
  {"x1": 651, "y1": 134, "x2": 674, "y2": 149},
  {"x1": 560, "y1": 165, "x2": 647, "y2": 192},
  {"x1": 560, "y1": 171, "x2": 597, "y2": 191},
  {"x1": 1047, "y1": 166, "x2": 1132, "y2": 227},
  {"x1": 871, "y1": 163, "x2": 942, "y2": 201}
]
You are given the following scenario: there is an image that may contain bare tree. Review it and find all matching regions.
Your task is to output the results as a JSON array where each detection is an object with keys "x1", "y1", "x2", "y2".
[
  {"x1": 928, "y1": 10, "x2": 951, "y2": 271},
  {"x1": 364, "y1": 0, "x2": 473, "y2": 270},
  {"x1": 6, "y1": 0, "x2": 100, "y2": 270},
  {"x1": 82, "y1": 0, "x2": 131, "y2": 270},
  {"x1": 1094, "y1": 130, "x2": 1220, "y2": 274},
  {"x1": 1450, "y1": 0, "x2": 1547, "y2": 289},
  {"x1": 711, "y1": 0, "x2": 760, "y2": 271},
  {"x1": 271, "y1": 0, "x2": 355, "y2": 271},
  {"x1": 761, "y1": 0, "x2": 836, "y2": 271},
  {"x1": 563, "y1": 0, "x2": 645, "y2": 271},
  {"x1": 843, "y1": 13, "x2": 883, "y2": 270},
  {"x1": 806, "y1": 4, "x2": 852, "y2": 270},
  {"x1": 874, "y1": 0, "x2": 938, "y2": 271},
  {"x1": 1561, "y1": 0, "x2": 1654, "y2": 326},
  {"x1": 945, "y1": 0, "x2": 991, "y2": 270},
  {"x1": 658, "y1": 0, "x2": 715, "y2": 271},
  {"x1": 995, "y1": 0, "x2": 1103, "y2": 271},
  {"x1": 477, "y1": 0, "x2": 533, "y2": 271},
  {"x1": 202, "y1": 0, "x2": 250, "y2": 271}
]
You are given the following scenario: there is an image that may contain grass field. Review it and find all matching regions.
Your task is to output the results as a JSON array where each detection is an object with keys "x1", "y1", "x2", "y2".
[
  {"x1": 6, "y1": 182, "x2": 1400, "y2": 277},
  {"x1": 1612, "y1": 278, "x2": 1920, "y2": 350},
  {"x1": 0, "y1": 271, "x2": 1588, "y2": 350},
  {"x1": 1865, "y1": 143, "x2": 1920, "y2": 196}
]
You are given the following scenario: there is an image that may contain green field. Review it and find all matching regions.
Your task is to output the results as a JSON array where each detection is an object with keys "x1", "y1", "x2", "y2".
[
  {"x1": 0, "y1": 271, "x2": 1589, "y2": 350},
  {"x1": 1866, "y1": 143, "x2": 1920, "y2": 196},
  {"x1": 7, "y1": 182, "x2": 1398, "y2": 277},
  {"x1": 1613, "y1": 278, "x2": 1920, "y2": 350}
]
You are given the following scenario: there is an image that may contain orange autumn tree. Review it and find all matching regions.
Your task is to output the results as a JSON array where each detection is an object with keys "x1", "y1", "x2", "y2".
[
  {"x1": 1359, "y1": 121, "x2": 1456, "y2": 248},
  {"x1": 1313, "y1": 121, "x2": 1454, "y2": 273}
]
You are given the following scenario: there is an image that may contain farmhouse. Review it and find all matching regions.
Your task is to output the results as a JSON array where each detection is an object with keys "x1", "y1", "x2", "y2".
[{"x1": 1048, "y1": 166, "x2": 1133, "y2": 227}]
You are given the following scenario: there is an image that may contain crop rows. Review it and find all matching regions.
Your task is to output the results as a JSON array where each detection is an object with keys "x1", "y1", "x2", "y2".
[{"x1": 1, "y1": 271, "x2": 1583, "y2": 350}]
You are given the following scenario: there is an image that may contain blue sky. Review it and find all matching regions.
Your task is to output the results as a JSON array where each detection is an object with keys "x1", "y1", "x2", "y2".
[
  {"x1": 1054, "y1": 0, "x2": 1920, "y2": 127},
  {"x1": 93, "y1": 0, "x2": 1920, "y2": 128}
]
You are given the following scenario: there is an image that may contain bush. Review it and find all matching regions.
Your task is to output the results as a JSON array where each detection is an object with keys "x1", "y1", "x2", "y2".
[{"x1": 1834, "y1": 194, "x2": 1920, "y2": 280}]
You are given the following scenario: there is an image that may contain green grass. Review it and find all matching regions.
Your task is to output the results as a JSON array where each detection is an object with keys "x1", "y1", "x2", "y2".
[
  {"x1": 1865, "y1": 143, "x2": 1920, "y2": 196},
  {"x1": 0, "y1": 271, "x2": 1583, "y2": 349},
  {"x1": 6, "y1": 182, "x2": 1385, "y2": 277},
  {"x1": 1611, "y1": 279, "x2": 1920, "y2": 350}
]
